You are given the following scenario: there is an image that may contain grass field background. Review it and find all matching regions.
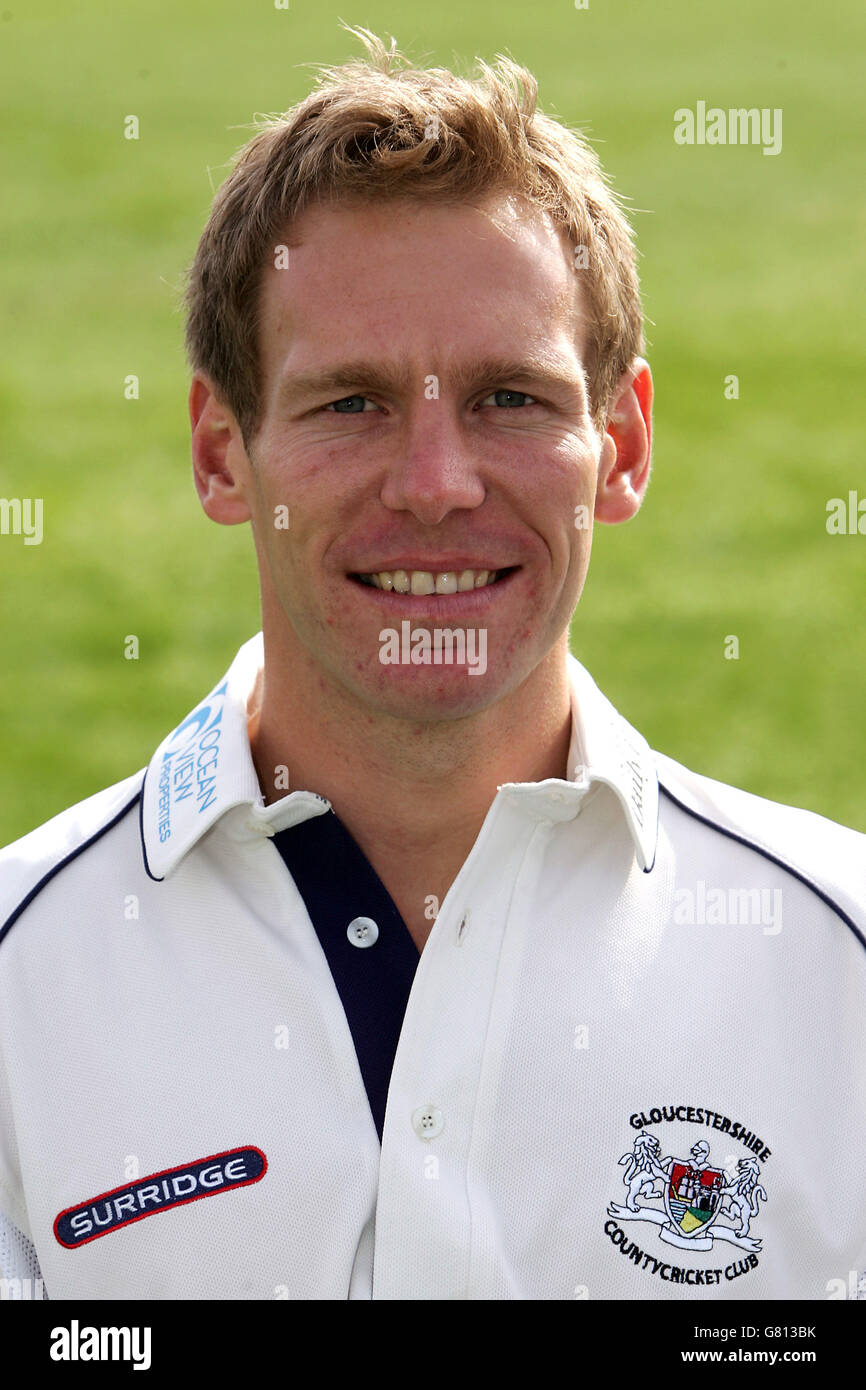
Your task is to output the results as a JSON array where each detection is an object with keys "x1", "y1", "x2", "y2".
[{"x1": 1, "y1": 0, "x2": 864, "y2": 845}]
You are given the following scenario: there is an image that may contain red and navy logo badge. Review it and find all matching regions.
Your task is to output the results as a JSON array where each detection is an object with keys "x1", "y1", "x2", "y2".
[{"x1": 54, "y1": 1146, "x2": 266, "y2": 1248}]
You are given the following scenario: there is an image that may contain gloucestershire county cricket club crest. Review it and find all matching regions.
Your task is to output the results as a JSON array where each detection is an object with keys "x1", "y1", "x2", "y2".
[{"x1": 608, "y1": 1133, "x2": 767, "y2": 1253}]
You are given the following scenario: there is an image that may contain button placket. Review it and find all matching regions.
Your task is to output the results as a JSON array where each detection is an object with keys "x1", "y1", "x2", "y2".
[{"x1": 373, "y1": 794, "x2": 542, "y2": 1298}]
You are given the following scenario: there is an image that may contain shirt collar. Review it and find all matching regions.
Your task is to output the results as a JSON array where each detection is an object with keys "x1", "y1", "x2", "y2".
[
  {"x1": 563, "y1": 653, "x2": 658, "y2": 871},
  {"x1": 140, "y1": 633, "x2": 330, "y2": 880},
  {"x1": 140, "y1": 633, "x2": 658, "y2": 879}
]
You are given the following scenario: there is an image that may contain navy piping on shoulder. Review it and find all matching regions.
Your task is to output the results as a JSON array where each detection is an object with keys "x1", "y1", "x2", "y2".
[
  {"x1": 659, "y1": 781, "x2": 866, "y2": 955},
  {"x1": 643, "y1": 774, "x2": 660, "y2": 874},
  {"x1": 138, "y1": 765, "x2": 162, "y2": 883},
  {"x1": 0, "y1": 792, "x2": 142, "y2": 949}
]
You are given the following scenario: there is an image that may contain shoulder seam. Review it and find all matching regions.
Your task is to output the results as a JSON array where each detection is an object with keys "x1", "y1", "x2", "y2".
[
  {"x1": 659, "y1": 781, "x2": 866, "y2": 956},
  {"x1": 0, "y1": 791, "x2": 142, "y2": 949}
]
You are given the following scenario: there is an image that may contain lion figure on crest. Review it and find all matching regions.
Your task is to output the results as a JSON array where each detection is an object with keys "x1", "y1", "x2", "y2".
[
  {"x1": 719, "y1": 1157, "x2": 767, "y2": 1236},
  {"x1": 617, "y1": 1132, "x2": 670, "y2": 1211}
]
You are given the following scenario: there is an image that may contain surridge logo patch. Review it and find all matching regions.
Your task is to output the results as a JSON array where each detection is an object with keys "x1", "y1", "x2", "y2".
[{"x1": 54, "y1": 1145, "x2": 266, "y2": 1248}]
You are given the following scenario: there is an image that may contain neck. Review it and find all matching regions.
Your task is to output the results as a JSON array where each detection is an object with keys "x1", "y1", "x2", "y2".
[{"x1": 248, "y1": 633, "x2": 573, "y2": 869}]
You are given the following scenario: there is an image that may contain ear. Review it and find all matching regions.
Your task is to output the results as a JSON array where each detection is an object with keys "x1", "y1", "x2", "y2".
[
  {"x1": 594, "y1": 358, "x2": 653, "y2": 525},
  {"x1": 189, "y1": 372, "x2": 254, "y2": 525}
]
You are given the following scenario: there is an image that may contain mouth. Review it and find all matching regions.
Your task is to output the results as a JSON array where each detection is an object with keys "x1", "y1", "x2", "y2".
[{"x1": 349, "y1": 566, "x2": 518, "y2": 595}]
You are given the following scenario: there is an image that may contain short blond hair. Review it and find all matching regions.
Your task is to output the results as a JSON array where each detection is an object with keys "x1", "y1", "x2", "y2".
[{"x1": 183, "y1": 26, "x2": 644, "y2": 442}]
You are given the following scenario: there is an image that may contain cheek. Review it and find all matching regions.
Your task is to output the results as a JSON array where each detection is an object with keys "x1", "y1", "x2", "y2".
[
  {"x1": 249, "y1": 456, "x2": 319, "y2": 564},
  {"x1": 538, "y1": 466, "x2": 596, "y2": 605},
  {"x1": 252, "y1": 435, "x2": 367, "y2": 545},
  {"x1": 532, "y1": 458, "x2": 597, "y2": 562},
  {"x1": 560, "y1": 451, "x2": 600, "y2": 561}
]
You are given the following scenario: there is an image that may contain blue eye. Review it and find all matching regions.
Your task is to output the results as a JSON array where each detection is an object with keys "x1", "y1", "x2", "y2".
[
  {"x1": 325, "y1": 395, "x2": 376, "y2": 413},
  {"x1": 480, "y1": 389, "x2": 537, "y2": 408}
]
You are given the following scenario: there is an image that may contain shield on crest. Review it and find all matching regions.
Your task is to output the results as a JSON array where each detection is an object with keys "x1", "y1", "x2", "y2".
[{"x1": 664, "y1": 1161, "x2": 725, "y2": 1238}]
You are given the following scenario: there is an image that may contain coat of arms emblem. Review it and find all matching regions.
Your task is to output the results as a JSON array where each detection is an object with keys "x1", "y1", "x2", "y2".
[{"x1": 608, "y1": 1134, "x2": 767, "y2": 1252}]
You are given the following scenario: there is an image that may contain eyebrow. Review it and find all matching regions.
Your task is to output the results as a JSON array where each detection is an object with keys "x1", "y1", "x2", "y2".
[{"x1": 276, "y1": 355, "x2": 588, "y2": 406}]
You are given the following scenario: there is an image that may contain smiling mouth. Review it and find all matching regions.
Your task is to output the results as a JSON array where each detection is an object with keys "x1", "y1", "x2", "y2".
[{"x1": 350, "y1": 567, "x2": 517, "y2": 594}]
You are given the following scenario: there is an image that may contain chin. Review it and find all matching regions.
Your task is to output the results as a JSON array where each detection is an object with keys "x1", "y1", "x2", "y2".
[{"x1": 347, "y1": 661, "x2": 510, "y2": 723}]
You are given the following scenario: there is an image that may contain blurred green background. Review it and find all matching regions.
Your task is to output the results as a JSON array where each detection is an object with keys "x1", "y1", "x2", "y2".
[{"x1": 1, "y1": 0, "x2": 864, "y2": 845}]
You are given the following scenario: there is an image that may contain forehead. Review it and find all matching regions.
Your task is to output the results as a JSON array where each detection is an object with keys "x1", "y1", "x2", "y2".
[{"x1": 255, "y1": 192, "x2": 589, "y2": 388}]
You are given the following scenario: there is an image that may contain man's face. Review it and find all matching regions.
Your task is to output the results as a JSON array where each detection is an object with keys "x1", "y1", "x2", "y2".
[{"x1": 241, "y1": 192, "x2": 611, "y2": 721}]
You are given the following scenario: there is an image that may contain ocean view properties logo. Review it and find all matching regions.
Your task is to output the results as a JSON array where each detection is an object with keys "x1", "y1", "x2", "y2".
[{"x1": 156, "y1": 681, "x2": 229, "y2": 843}]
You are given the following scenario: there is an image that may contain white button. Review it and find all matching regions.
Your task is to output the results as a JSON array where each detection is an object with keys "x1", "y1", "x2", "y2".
[
  {"x1": 347, "y1": 916, "x2": 379, "y2": 948},
  {"x1": 412, "y1": 1105, "x2": 444, "y2": 1140}
]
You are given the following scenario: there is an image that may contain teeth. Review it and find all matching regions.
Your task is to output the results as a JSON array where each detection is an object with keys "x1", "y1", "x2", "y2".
[{"x1": 358, "y1": 568, "x2": 501, "y2": 593}]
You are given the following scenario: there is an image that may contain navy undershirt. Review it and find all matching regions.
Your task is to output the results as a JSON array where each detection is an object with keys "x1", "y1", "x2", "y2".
[{"x1": 272, "y1": 811, "x2": 421, "y2": 1141}]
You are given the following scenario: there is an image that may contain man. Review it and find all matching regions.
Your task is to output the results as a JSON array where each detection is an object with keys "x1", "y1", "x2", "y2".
[{"x1": 1, "y1": 28, "x2": 864, "y2": 1301}]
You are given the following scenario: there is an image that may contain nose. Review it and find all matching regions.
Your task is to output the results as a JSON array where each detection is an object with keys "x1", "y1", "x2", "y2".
[{"x1": 379, "y1": 405, "x2": 486, "y2": 526}]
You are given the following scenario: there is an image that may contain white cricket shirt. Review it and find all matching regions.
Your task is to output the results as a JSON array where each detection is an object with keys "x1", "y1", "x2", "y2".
[{"x1": 1, "y1": 632, "x2": 864, "y2": 1300}]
